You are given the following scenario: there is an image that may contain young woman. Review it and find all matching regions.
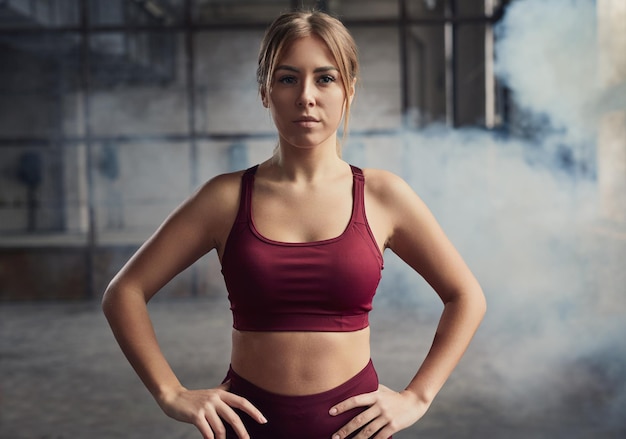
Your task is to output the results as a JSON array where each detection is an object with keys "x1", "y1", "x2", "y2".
[{"x1": 102, "y1": 10, "x2": 486, "y2": 439}]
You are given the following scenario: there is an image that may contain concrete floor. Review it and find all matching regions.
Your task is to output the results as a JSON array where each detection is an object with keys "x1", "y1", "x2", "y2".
[{"x1": 1, "y1": 297, "x2": 624, "y2": 439}]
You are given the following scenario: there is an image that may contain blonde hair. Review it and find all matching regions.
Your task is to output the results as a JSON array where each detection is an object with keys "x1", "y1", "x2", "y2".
[{"x1": 257, "y1": 10, "x2": 359, "y2": 151}]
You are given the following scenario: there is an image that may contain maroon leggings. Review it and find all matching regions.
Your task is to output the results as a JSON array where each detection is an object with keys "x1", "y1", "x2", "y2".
[{"x1": 224, "y1": 359, "x2": 391, "y2": 439}]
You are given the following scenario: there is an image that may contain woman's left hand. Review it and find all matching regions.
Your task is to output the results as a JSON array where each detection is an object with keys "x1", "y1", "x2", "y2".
[{"x1": 329, "y1": 384, "x2": 429, "y2": 439}]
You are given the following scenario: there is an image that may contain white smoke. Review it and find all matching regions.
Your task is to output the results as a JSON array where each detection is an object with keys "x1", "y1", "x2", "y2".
[
  {"x1": 495, "y1": 0, "x2": 600, "y2": 146},
  {"x1": 364, "y1": 0, "x2": 625, "y2": 435}
]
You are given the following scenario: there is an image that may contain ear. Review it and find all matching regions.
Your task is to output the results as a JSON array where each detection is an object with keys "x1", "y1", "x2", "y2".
[{"x1": 348, "y1": 78, "x2": 356, "y2": 104}]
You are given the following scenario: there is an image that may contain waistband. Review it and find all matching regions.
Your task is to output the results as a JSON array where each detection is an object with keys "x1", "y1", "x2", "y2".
[{"x1": 225, "y1": 359, "x2": 377, "y2": 406}]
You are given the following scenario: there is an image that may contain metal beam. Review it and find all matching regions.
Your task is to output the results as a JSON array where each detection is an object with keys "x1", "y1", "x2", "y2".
[{"x1": 0, "y1": 14, "x2": 504, "y2": 35}]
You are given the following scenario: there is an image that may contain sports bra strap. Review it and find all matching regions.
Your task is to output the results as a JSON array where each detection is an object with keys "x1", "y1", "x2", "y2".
[
  {"x1": 235, "y1": 164, "x2": 365, "y2": 224},
  {"x1": 233, "y1": 165, "x2": 258, "y2": 224},
  {"x1": 349, "y1": 165, "x2": 366, "y2": 225}
]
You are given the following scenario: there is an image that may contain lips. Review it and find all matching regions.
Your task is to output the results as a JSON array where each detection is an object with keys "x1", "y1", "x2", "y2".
[
  {"x1": 294, "y1": 116, "x2": 319, "y2": 123},
  {"x1": 293, "y1": 116, "x2": 320, "y2": 128}
]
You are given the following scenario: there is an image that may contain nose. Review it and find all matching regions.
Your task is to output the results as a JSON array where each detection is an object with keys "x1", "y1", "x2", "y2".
[{"x1": 296, "y1": 81, "x2": 315, "y2": 108}]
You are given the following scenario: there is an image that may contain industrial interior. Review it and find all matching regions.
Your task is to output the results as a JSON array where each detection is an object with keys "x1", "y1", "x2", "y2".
[{"x1": 1, "y1": 0, "x2": 625, "y2": 438}]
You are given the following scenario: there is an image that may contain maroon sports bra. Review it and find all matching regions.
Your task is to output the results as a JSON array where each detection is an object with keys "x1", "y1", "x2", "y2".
[{"x1": 221, "y1": 165, "x2": 384, "y2": 332}]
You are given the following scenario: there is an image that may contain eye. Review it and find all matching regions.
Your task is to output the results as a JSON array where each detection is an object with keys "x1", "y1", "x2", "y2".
[
  {"x1": 277, "y1": 75, "x2": 297, "y2": 85},
  {"x1": 318, "y1": 75, "x2": 336, "y2": 84}
]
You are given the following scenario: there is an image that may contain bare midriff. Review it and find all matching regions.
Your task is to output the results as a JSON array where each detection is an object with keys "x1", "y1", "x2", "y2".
[{"x1": 230, "y1": 326, "x2": 371, "y2": 396}]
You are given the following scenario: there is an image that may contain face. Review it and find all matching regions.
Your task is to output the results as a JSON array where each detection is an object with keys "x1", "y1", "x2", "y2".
[{"x1": 263, "y1": 35, "x2": 353, "y2": 151}]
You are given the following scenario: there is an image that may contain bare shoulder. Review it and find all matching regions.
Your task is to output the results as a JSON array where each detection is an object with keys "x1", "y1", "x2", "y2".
[
  {"x1": 361, "y1": 167, "x2": 439, "y2": 243},
  {"x1": 361, "y1": 167, "x2": 437, "y2": 229},
  {"x1": 158, "y1": 169, "x2": 247, "y2": 254},
  {"x1": 359, "y1": 168, "x2": 426, "y2": 251},
  {"x1": 193, "y1": 170, "x2": 245, "y2": 209},
  {"x1": 105, "y1": 169, "x2": 248, "y2": 298},
  {"x1": 190, "y1": 170, "x2": 245, "y2": 234},
  {"x1": 361, "y1": 167, "x2": 418, "y2": 205}
]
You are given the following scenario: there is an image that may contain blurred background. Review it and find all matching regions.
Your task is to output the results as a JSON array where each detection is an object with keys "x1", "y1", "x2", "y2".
[{"x1": 0, "y1": 0, "x2": 625, "y2": 438}]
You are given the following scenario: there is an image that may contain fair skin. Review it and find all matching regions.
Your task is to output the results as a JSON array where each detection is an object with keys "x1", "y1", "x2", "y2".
[{"x1": 102, "y1": 34, "x2": 486, "y2": 439}]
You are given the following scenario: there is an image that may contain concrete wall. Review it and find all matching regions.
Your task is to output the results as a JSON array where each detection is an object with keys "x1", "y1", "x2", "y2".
[{"x1": 0, "y1": 2, "x2": 489, "y2": 300}]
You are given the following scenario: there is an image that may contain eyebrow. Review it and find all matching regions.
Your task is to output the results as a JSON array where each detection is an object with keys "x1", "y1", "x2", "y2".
[{"x1": 275, "y1": 65, "x2": 338, "y2": 73}]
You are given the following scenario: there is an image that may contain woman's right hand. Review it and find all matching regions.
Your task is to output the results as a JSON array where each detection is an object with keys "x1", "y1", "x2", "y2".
[{"x1": 157, "y1": 381, "x2": 267, "y2": 439}]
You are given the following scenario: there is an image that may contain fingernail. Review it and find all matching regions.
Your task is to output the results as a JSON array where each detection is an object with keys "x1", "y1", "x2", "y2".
[
  {"x1": 332, "y1": 435, "x2": 340, "y2": 439},
  {"x1": 260, "y1": 415, "x2": 268, "y2": 424},
  {"x1": 329, "y1": 407, "x2": 338, "y2": 415}
]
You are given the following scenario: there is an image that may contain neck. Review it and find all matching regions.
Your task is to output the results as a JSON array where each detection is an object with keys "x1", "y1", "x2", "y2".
[{"x1": 269, "y1": 136, "x2": 344, "y2": 182}]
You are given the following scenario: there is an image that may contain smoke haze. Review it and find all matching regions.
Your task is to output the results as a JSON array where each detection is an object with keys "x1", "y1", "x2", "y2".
[{"x1": 362, "y1": 0, "x2": 625, "y2": 435}]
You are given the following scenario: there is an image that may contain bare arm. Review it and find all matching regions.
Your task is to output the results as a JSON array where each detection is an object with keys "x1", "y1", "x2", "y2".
[
  {"x1": 385, "y1": 172, "x2": 486, "y2": 405},
  {"x1": 102, "y1": 172, "x2": 266, "y2": 438},
  {"x1": 331, "y1": 170, "x2": 486, "y2": 439},
  {"x1": 102, "y1": 193, "x2": 214, "y2": 399}
]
